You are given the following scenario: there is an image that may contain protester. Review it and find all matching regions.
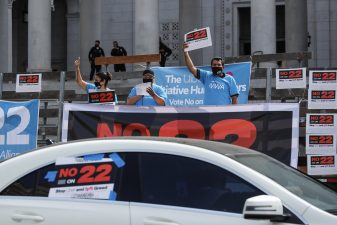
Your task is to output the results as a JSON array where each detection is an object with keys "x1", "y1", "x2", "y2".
[
  {"x1": 127, "y1": 69, "x2": 167, "y2": 106},
  {"x1": 111, "y1": 41, "x2": 127, "y2": 72},
  {"x1": 74, "y1": 57, "x2": 117, "y2": 103},
  {"x1": 88, "y1": 40, "x2": 105, "y2": 80},
  {"x1": 159, "y1": 37, "x2": 172, "y2": 67},
  {"x1": 183, "y1": 43, "x2": 239, "y2": 105}
]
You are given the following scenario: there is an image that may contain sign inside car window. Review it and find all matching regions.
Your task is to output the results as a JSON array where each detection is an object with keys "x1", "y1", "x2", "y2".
[{"x1": 44, "y1": 154, "x2": 124, "y2": 200}]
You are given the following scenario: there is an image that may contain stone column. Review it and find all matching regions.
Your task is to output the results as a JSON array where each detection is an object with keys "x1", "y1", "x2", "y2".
[
  {"x1": 27, "y1": 0, "x2": 51, "y2": 72},
  {"x1": 134, "y1": 0, "x2": 159, "y2": 68},
  {"x1": 179, "y1": 0, "x2": 202, "y2": 66},
  {"x1": 251, "y1": 0, "x2": 276, "y2": 68},
  {"x1": 79, "y1": 0, "x2": 101, "y2": 76},
  {"x1": 285, "y1": 0, "x2": 308, "y2": 67},
  {"x1": 66, "y1": 0, "x2": 80, "y2": 71},
  {"x1": 0, "y1": 0, "x2": 14, "y2": 72}
]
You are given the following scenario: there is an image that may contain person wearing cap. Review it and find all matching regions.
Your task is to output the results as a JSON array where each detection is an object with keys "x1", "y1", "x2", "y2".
[
  {"x1": 183, "y1": 42, "x2": 239, "y2": 105},
  {"x1": 127, "y1": 69, "x2": 167, "y2": 106}
]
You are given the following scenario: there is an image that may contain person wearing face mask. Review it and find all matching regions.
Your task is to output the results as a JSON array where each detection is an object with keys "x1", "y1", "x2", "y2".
[
  {"x1": 127, "y1": 69, "x2": 167, "y2": 106},
  {"x1": 74, "y1": 57, "x2": 118, "y2": 103},
  {"x1": 183, "y1": 43, "x2": 239, "y2": 105},
  {"x1": 88, "y1": 40, "x2": 105, "y2": 80}
]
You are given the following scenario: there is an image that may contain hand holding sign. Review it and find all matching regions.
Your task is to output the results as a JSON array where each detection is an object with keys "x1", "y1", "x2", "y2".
[{"x1": 184, "y1": 27, "x2": 212, "y2": 52}]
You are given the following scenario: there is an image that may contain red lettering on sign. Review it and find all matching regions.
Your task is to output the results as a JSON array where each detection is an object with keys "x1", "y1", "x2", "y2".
[
  {"x1": 209, "y1": 119, "x2": 257, "y2": 148},
  {"x1": 159, "y1": 120, "x2": 205, "y2": 139},
  {"x1": 97, "y1": 123, "x2": 122, "y2": 137},
  {"x1": 95, "y1": 164, "x2": 113, "y2": 182},
  {"x1": 59, "y1": 168, "x2": 78, "y2": 178},
  {"x1": 77, "y1": 165, "x2": 95, "y2": 184},
  {"x1": 123, "y1": 123, "x2": 150, "y2": 136}
]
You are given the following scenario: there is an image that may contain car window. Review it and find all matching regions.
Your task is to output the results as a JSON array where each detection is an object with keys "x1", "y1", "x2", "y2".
[
  {"x1": 137, "y1": 153, "x2": 264, "y2": 213},
  {"x1": 230, "y1": 154, "x2": 337, "y2": 213},
  {"x1": 0, "y1": 153, "x2": 126, "y2": 200}
]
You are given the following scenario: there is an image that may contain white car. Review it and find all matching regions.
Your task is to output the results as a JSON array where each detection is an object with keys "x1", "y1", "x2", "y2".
[{"x1": 0, "y1": 137, "x2": 337, "y2": 225}]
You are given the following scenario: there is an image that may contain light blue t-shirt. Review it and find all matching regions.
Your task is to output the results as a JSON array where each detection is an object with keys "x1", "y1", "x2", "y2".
[
  {"x1": 86, "y1": 83, "x2": 118, "y2": 104},
  {"x1": 198, "y1": 69, "x2": 239, "y2": 105},
  {"x1": 128, "y1": 84, "x2": 167, "y2": 106}
]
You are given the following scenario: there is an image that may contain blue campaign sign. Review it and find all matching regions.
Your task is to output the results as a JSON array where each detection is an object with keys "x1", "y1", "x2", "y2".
[
  {"x1": 0, "y1": 100, "x2": 39, "y2": 161},
  {"x1": 153, "y1": 62, "x2": 251, "y2": 106}
]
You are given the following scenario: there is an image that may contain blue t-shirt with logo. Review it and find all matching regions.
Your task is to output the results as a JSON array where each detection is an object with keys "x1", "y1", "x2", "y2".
[
  {"x1": 128, "y1": 84, "x2": 167, "y2": 106},
  {"x1": 198, "y1": 69, "x2": 239, "y2": 105},
  {"x1": 86, "y1": 83, "x2": 118, "y2": 104}
]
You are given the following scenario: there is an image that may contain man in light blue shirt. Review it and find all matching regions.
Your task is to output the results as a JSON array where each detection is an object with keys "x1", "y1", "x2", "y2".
[
  {"x1": 183, "y1": 43, "x2": 239, "y2": 105},
  {"x1": 127, "y1": 69, "x2": 167, "y2": 106}
]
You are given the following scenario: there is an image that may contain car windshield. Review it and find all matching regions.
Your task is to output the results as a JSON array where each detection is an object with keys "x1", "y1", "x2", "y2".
[{"x1": 229, "y1": 154, "x2": 337, "y2": 212}]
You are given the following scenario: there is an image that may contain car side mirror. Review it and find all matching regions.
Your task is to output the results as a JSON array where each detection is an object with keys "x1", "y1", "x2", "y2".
[{"x1": 243, "y1": 195, "x2": 289, "y2": 222}]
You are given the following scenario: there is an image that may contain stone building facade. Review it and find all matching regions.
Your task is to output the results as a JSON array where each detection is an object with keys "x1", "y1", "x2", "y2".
[{"x1": 0, "y1": 0, "x2": 335, "y2": 74}]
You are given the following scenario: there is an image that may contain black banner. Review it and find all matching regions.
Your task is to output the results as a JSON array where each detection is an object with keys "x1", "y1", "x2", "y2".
[{"x1": 65, "y1": 106, "x2": 296, "y2": 166}]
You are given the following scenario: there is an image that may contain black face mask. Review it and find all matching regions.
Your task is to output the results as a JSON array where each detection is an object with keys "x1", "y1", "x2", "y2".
[
  {"x1": 143, "y1": 78, "x2": 153, "y2": 83},
  {"x1": 212, "y1": 67, "x2": 223, "y2": 76},
  {"x1": 94, "y1": 81, "x2": 101, "y2": 88},
  {"x1": 95, "y1": 44, "x2": 99, "y2": 47}
]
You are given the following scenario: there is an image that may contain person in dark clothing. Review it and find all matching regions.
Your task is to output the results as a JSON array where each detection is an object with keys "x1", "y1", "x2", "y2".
[
  {"x1": 159, "y1": 37, "x2": 172, "y2": 67},
  {"x1": 88, "y1": 40, "x2": 105, "y2": 80},
  {"x1": 111, "y1": 41, "x2": 127, "y2": 72}
]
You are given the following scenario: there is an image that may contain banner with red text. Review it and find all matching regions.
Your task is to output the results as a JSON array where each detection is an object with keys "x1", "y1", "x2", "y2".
[{"x1": 62, "y1": 103, "x2": 299, "y2": 167}]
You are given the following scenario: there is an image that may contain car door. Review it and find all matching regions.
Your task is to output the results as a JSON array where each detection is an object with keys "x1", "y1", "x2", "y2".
[
  {"x1": 130, "y1": 153, "x2": 304, "y2": 225},
  {"x1": 0, "y1": 153, "x2": 130, "y2": 225}
]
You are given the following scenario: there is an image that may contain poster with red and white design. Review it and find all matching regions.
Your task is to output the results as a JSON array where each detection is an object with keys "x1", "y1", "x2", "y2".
[
  {"x1": 307, "y1": 155, "x2": 337, "y2": 175},
  {"x1": 276, "y1": 68, "x2": 306, "y2": 89},
  {"x1": 308, "y1": 88, "x2": 337, "y2": 109},
  {"x1": 306, "y1": 113, "x2": 337, "y2": 133},
  {"x1": 306, "y1": 133, "x2": 336, "y2": 155},
  {"x1": 309, "y1": 70, "x2": 337, "y2": 87}
]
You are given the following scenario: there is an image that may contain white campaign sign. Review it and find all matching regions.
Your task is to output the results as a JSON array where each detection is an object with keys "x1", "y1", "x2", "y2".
[
  {"x1": 15, "y1": 73, "x2": 42, "y2": 93},
  {"x1": 308, "y1": 87, "x2": 337, "y2": 109},
  {"x1": 276, "y1": 68, "x2": 307, "y2": 89},
  {"x1": 306, "y1": 133, "x2": 336, "y2": 155},
  {"x1": 184, "y1": 27, "x2": 212, "y2": 52},
  {"x1": 306, "y1": 113, "x2": 337, "y2": 133},
  {"x1": 307, "y1": 155, "x2": 337, "y2": 175},
  {"x1": 309, "y1": 70, "x2": 337, "y2": 87}
]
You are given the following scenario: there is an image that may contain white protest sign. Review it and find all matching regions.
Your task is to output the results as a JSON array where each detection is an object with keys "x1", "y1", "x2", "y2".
[
  {"x1": 309, "y1": 70, "x2": 337, "y2": 87},
  {"x1": 308, "y1": 87, "x2": 337, "y2": 109},
  {"x1": 307, "y1": 155, "x2": 337, "y2": 175},
  {"x1": 276, "y1": 68, "x2": 306, "y2": 89},
  {"x1": 306, "y1": 113, "x2": 337, "y2": 133},
  {"x1": 16, "y1": 73, "x2": 42, "y2": 92},
  {"x1": 306, "y1": 133, "x2": 336, "y2": 155},
  {"x1": 184, "y1": 27, "x2": 212, "y2": 52},
  {"x1": 135, "y1": 82, "x2": 151, "y2": 96}
]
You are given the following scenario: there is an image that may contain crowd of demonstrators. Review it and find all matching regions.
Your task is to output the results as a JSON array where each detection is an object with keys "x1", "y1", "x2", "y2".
[
  {"x1": 82, "y1": 39, "x2": 239, "y2": 106},
  {"x1": 127, "y1": 69, "x2": 167, "y2": 106},
  {"x1": 111, "y1": 41, "x2": 127, "y2": 72},
  {"x1": 88, "y1": 40, "x2": 105, "y2": 81},
  {"x1": 183, "y1": 42, "x2": 239, "y2": 105},
  {"x1": 159, "y1": 37, "x2": 172, "y2": 67}
]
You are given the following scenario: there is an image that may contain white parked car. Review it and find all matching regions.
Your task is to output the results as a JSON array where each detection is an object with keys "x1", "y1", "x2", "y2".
[{"x1": 0, "y1": 137, "x2": 337, "y2": 225}]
